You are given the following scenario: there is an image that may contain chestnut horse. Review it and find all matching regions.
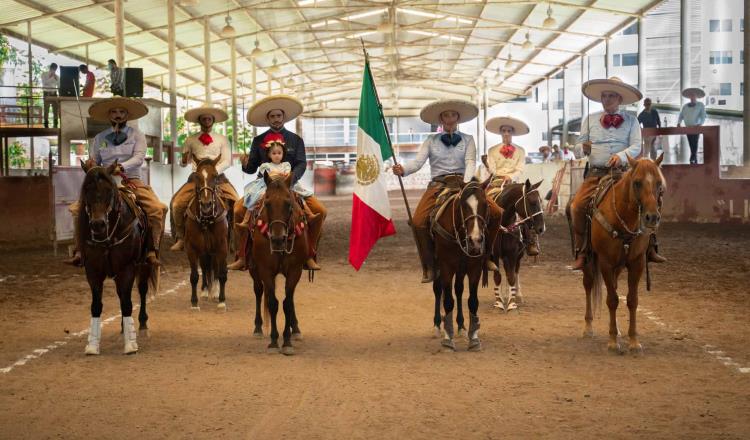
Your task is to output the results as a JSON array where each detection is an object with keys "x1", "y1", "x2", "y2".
[
  {"x1": 185, "y1": 156, "x2": 229, "y2": 310},
  {"x1": 432, "y1": 178, "x2": 493, "y2": 351},
  {"x1": 581, "y1": 154, "x2": 665, "y2": 354},
  {"x1": 250, "y1": 172, "x2": 308, "y2": 355}
]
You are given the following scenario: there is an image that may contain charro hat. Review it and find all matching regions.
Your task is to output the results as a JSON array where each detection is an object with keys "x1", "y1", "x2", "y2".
[
  {"x1": 485, "y1": 116, "x2": 530, "y2": 135},
  {"x1": 582, "y1": 76, "x2": 642, "y2": 105},
  {"x1": 247, "y1": 94, "x2": 304, "y2": 126},
  {"x1": 419, "y1": 99, "x2": 479, "y2": 125},
  {"x1": 88, "y1": 97, "x2": 148, "y2": 122},
  {"x1": 681, "y1": 87, "x2": 706, "y2": 99},
  {"x1": 184, "y1": 105, "x2": 228, "y2": 123}
]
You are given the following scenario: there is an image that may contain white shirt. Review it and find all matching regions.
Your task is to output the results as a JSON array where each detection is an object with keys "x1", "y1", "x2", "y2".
[
  {"x1": 575, "y1": 110, "x2": 641, "y2": 168},
  {"x1": 401, "y1": 132, "x2": 476, "y2": 182},
  {"x1": 486, "y1": 143, "x2": 525, "y2": 180},
  {"x1": 182, "y1": 131, "x2": 232, "y2": 174},
  {"x1": 41, "y1": 71, "x2": 59, "y2": 91},
  {"x1": 561, "y1": 149, "x2": 576, "y2": 161}
]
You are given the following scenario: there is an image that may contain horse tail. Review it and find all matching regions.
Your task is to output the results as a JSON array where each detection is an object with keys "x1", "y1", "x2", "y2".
[
  {"x1": 565, "y1": 200, "x2": 575, "y2": 258},
  {"x1": 590, "y1": 253, "x2": 603, "y2": 318},
  {"x1": 148, "y1": 261, "x2": 160, "y2": 293},
  {"x1": 200, "y1": 253, "x2": 214, "y2": 291}
]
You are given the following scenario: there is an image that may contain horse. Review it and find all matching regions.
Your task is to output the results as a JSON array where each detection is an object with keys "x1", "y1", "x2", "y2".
[
  {"x1": 431, "y1": 178, "x2": 493, "y2": 351},
  {"x1": 488, "y1": 180, "x2": 545, "y2": 311},
  {"x1": 79, "y1": 160, "x2": 158, "y2": 355},
  {"x1": 249, "y1": 171, "x2": 308, "y2": 355},
  {"x1": 577, "y1": 154, "x2": 665, "y2": 354},
  {"x1": 184, "y1": 156, "x2": 229, "y2": 310}
]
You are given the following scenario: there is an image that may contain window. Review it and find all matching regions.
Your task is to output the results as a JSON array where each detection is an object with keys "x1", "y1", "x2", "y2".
[
  {"x1": 622, "y1": 53, "x2": 638, "y2": 66},
  {"x1": 710, "y1": 51, "x2": 732, "y2": 64},
  {"x1": 723, "y1": 19, "x2": 732, "y2": 32},
  {"x1": 718, "y1": 99, "x2": 727, "y2": 105},
  {"x1": 742, "y1": 19, "x2": 744, "y2": 32},
  {"x1": 710, "y1": 19, "x2": 733, "y2": 32},
  {"x1": 613, "y1": 54, "x2": 621, "y2": 67},
  {"x1": 722, "y1": 51, "x2": 733, "y2": 64},
  {"x1": 742, "y1": 82, "x2": 744, "y2": 96},
  {"x1": 719, "y1": 82, "x2": 732, "y2": 95},
  {"x1": 742, "y1": 50, "x2": 745, "y2": 64},
  {"x1": 622, "y1": 23, "x2": 638, "y2": 35},
  {"x1": 710, "y1": 20, "x2": 720, "y2": 32}
]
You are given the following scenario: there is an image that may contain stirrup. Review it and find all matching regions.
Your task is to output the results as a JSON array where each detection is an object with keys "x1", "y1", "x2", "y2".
[
  {"x1": 647, "y1": 249, "x2": 667, "y2": 263},
  {"x1": 63, "y1": 251, "x2": 83, "y2": 267}
]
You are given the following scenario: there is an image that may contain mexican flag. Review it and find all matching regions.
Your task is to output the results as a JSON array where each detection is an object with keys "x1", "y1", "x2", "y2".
[{"x1": 348, "y1": 61, "x2": 396, "y2": 270}]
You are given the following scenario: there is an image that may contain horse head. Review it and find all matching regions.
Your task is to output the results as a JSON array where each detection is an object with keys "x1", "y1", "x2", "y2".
[
  {"x1": 262, "y1": 171, "x2": 298, "y2": 253},
  {"x1": 80, "y1": 159, "x2": 119, "y2": 241},
  {"x1": 626, "y1": 153, "x2": 665, "y2": 229},
  {"x1": 193, "y1": 154, "x2": 222, "y2": 222},
  {"x1": 458, "y1": 178, "x2": 489, "y2": 255},
  {"x1": 520, "y1": 179, "x2": 545, "y2": 235}
]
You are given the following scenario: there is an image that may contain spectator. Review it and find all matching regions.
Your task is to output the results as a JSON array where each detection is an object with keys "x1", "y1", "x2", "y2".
[
  {"x1": 539, "y1": 145, "x2": 552, "y2": 163},
  {"x1": 677, "y1": 87, "x2": 707, "y2": 165},
  {"x1": 79, "y1": 64, "x2": 95, "y2": 97},
  {"x1": 108, "y1": 59, "x2": 124, "y2": 96},
  {"x1": 561, "y1": 143, "x2": 576, "y2": 161},
  {"x1": 551, "y1": 144, "x2": 562, "y2": 161},
  {"x1": 41, "y1": 63, "x2": 59, "y2": 128},
  {"x1": 638, "y1": 97, "x2": 661, "y2": 160}
]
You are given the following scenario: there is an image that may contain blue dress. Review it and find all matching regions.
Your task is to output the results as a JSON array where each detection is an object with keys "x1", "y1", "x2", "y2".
[{"x1": 243, "y1": 162, "x2": 313, "y2": 210}]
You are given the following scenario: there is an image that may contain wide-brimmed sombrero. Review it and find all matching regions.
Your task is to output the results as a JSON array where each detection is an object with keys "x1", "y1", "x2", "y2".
[
  {"x1": 539, "y1": 145, "x2": 551, "y2": 152},
  {"x1": 681, "y1": 87, "x2": 705, "y2": 99},
  {"x1": 419, "y1": 99, "x2": 478, "y2": 125},
  {"x1": 486, "y1": 116, "x2": 530, "y2": 135},
  {"x1": 582, "y1": 76, "x2": 642, "y2": 105},
  {"x1": 88, "y1": 97, "x2": 148, "y2": 122},
  {"x1": 247, "y1": 94, "x2": 303, "y2": 126},
  {"x1": 185, "y1": 105, "x2": 228, "y2": 123}
]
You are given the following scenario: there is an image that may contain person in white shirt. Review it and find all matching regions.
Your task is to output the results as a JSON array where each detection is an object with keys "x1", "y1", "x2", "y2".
[
  {"x1": 41, "y1": 63, "x2": 59, "y2": 128},
  {"x1": 561, "y1": 144, "x2": 576, "y2": 161},
  {"x1": 677, "y1": 87, "x2": 707, "y2": 164},
  {"x1": 170, "y1": 106, "x2": 240, "y2": 251}
]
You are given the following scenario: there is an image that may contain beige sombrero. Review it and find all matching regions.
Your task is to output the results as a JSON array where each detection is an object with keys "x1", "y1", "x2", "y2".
[
  {"x1": 582, "y1": 76, "x2": 642, "y2": 105},
  {"x1": 486, "y1": 116, "x2": 530, "y2": 135},
  {"x1": 681, "y1": 87, "x2": 706, "y2": 99},
  {"x1": 419, "y1": 99, "x2": 478, "y2": 125},
  {"x1": 185, "y1": 105, "x2": 228, "y2": 123},
  {"x1": 247, "y1": 94, "x2": 303, "y2": 127},
  {"x1": 88, "y1": 97, "x2": 148, "y2": 122}
]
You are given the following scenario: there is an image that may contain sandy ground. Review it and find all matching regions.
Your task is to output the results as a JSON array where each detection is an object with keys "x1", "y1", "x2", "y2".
[{"x1": 1, "y1": 191, "x2": 749, "y2": 439}]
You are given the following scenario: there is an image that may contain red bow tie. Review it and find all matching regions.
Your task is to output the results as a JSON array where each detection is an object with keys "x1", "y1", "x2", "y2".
[
  {"x1": 601, "y1": 114, "x2": 624, "y2": 129},
  {"x1": 500, "y1": 144, "x2": 516, "y2": 159},
  {"x1": 198, "y1": 133, "x2": 213, "y2": 146}
]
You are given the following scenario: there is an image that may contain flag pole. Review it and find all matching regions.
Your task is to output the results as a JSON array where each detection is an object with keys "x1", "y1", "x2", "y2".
[{"x1": 361, "y1": 40, "x2": 414, "y2": 224}]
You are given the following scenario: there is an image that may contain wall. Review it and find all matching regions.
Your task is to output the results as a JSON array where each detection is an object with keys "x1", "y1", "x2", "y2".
[{"x1": 0, "y1": 176, "x2": 51, "y2": 246}]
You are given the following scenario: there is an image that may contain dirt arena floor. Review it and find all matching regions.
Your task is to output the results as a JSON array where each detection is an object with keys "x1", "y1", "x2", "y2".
[{"x1": 1, "y1": 191, "x2": 749, "y2": 439}]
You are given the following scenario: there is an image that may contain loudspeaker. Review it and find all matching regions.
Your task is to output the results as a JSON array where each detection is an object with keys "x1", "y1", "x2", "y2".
[
  {"x1": 123, "y1": 67, "x2": 143, "y2": 97},
  {"x1": 59, "y1": 66, "x2": 80, "y2": 97}
]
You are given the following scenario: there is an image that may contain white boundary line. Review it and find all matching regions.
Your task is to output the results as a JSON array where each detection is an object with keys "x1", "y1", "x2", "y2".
[{"x1": 0, "y1": 279, "x2": 187, "y2": 375}]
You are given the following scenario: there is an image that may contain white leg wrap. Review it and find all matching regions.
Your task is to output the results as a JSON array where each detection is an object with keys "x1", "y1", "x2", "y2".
[
  {"x1": 122, "y1": 316, "x2": 138, "y2": 354},
  {"x1": 85, "y1": 317, "x2": 101, "y2": 355}
]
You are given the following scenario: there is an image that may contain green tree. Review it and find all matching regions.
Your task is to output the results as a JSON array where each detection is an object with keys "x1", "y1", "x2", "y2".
[
  {"x1": 0, "y1": 34, "x2": 20, "y2": 70},
  {"x1": 8, "y1": 140, "x2": 28, "y2": 168}
]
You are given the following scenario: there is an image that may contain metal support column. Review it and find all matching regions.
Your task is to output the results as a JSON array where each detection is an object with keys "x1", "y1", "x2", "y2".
[
  {"x1": 561, "y1": 67, "x2": 568, "y2": 147},
  {"x1": 638, "y1": 18, "x2": 645, "y2": 92},
  {"x1": 168, "y1": 0, "x2": 177, "y2": 191},
  {"x1": 230, "y1": 38, "x2": 238, "y2": 154},
  {"x1": 204, "y1": 16, "x2": 211, "y2": 105},
  {"x1": 605, "y1": 38, "x2": 610, "y2": 78},
  {"x1": 745, "y1": 0, "x2": 750, "y2": 165},
  {"x1": 483, "y1": 83, "x2": 489, "y2": 155},
  {"x1": 114, "y1": 0, "x2": 125, "y2": 67},
  {"x1": 251, "y1": 60, "x2": 257, "y2": 137},
  {"x1": 546, "y1": 76, "x2": 551, "y2": 147}
]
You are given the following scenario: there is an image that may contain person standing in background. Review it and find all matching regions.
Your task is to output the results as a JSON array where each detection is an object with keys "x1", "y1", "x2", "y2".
[
  {"x1": 108, "y1": 59, "x2": 124, "y2": 96},
  {"x1": 79, "y1": 64, "x2": 95, "y2": 98},
  {"x1": 677, "y1": 88, "x2": 707, "y2": 165},
  {"x1": 41, "y1": 63, "x2": 59, "y2": 128},
  {"x1": 638, "y1": 97, "x2": 661, "y2": 160}
]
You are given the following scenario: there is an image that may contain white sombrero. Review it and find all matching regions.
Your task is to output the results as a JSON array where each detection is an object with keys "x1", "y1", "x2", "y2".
[
  {"x1": 184, "y1": 105, "x2": 228, "y2": 123},
  {"x1": 485, "y1": 116, "x2": 530, "y2": 135},
  {"x1": 419, "y1": 99, "x2": 478, "y2": 125},
  {"x1": 247, "y1": 94, "x2": 303, "y2": 126},
  {"x1": 681, "y1": 87, "x2": 706, "y2": 99},
  {"x1": 88, "y1": 97, "x2": 148, "y2": 122},
  {"x1": 582, "y1": 76, "x2": 642, "y2": 105}
]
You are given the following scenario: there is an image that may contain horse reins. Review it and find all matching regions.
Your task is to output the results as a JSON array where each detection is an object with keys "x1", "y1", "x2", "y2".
[
  {"x1": 451, "y1": 181, "x2": 489, "y2": 258},
  {"x1": 256, "y1": 188, "x2": 301, "y2": 255},
  {"x1": 187, "y1": 176, "x2": 226, "y2": 228},
  {"x1": 84, "y1": 168, "x2": 139, "y2": 248}
]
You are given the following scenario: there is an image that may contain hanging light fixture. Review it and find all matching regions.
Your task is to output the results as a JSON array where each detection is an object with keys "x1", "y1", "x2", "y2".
[
  {"x1": 220, "y1": 15, "x2": 236, "y2": 38},
  {"x1": 268, "y1": 57, "x2": 280, "y2": 75},
  {"x1": 505, "y1": 51, "x2": 514, "y2": 69},
  {"x1": 522, "y1": 31, "x2": 534, "y2": 50},
  {"x1": 250, "y1": 39, "x2": 262, "y2": 58},
  {"x1": 543, "y1": 5, "x2": 557, "y2": 29},
  {"x1": 496, "y1": 66, "x2": 504, "y2": 81}
]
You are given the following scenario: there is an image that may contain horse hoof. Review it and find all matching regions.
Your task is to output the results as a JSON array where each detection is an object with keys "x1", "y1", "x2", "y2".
[
  {"x1": 191, "y1": 306, "x2": 200, "y2": 312},
  {"x1": 217, "y1": 302, "x2": 227, "y2": 311},
  {"x1": 629, "y1": 343, "x2": 643, "y2": 355},
  {"x1": 253, "y1": 331, "x2": 263, "y2": 339},
  {"x1": 468, "y1": 339, "x2": 482, "y2": 352},
  {"x1": 456, "y1": 328, "x2": 465, "y2": 338},
  {"x1": 493, "y1": 301, "x2": 505, "y2": 311},
  {"x1": 292, "y1": 332, "x2": 303, "y2": 341},
  {"x1": 441, "y1": 339, "x2": 456, "y2": 351},
  {"x1": 138, "y1": 328, "x2": 149, "y2": 338},
  {"x1": 84, "y1": 344, "x2": 100, "y2": 355},
  {"x1": 582, "y1": 328, "x2": 594, "y2": 338},
  {"x1": 608, "y1": 342, "x2": 623, "y2": 354},
  {"x1": 281, "y1": 346, "x2": 295, "y2": 356},
  {"x1": 123, "y1": 342, "x2": 138, "y2": 355},
  {"x1": 200, "y1": 291, "x2": 209, "y2": 300},
  {"x1": 432, "y1": 326, "x2": 441, "y2": 339},
  {"x1": 267, "y1": 346, "x2": 280, "y2": 354}
]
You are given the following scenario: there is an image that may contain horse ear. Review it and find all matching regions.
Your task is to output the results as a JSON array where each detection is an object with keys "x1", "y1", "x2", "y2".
[
  {"x1": 524, "y1": 178, "x2": 531, "y2": 189},
  {"x1": 626, "y1": 153, "x2": 637, "y2": 168},
  {"x1": 655, "y1": 152, "x2": 664, "y2": 167},
  {"x1": 106, "y1": 159, "x2": 119, "y2": 175},
  {"x1": 263, "y1": 170, "x2": 271, "y2": 185},
  {"x1": 80, "y1": 159, "x2": 88, "y2": 172},
  {"x1": 531, "y1": 179, "x2": 543, "y2": 190},
  {"x1": 212, "y1": 154, "x2": 222, "y2": 167}
]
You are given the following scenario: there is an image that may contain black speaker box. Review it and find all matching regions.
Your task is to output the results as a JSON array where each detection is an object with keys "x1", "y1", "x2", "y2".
[
  {"x1": 59, "y1": 66, "x2": 80, "y2": 97},
  {"x1": 123, "y1": 67, "x2": 143, "y2": 97}
]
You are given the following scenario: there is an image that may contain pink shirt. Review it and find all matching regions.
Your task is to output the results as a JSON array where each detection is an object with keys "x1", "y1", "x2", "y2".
[{"x1": 82, "y1": 72, "x2": 95, "y2": 97}]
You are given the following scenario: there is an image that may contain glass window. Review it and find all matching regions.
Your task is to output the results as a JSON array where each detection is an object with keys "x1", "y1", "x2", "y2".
[
  {"x1": 622, "y1": 53, "x2": 638, "y2": 66},
  {"x1": 718, "y1": 99, "x2": 727, "y2": 105},
  {"x1": 613, "y1": 54, "x2": 621, "y2": 67},
  {"x1": 742, "y1": 50, "x2": 744, "y2": 64},
  {"x1": 741, "y1": 82, "x2": 744, "y2": 96},
  {"x1": 722, "y1": 19, "x2": 732, "y2": 32},
  {"x1": 709, "y1": 19, "x2": 720, "y2": 32},
  {"x1": 722, "y1": 51, "x2": 733, "y2": 64},
  {"x1": 742, "y1": 19, "x2": 745, "y2": 32},
  {"x1": 719, "y1": 82, "x2": 732, "y2": 95},
  {"x1": 622, "y1": 23, "x2": 638, "y2": 35},
  {"x1": 710, "y1": 51, "x2": 721, "y2": 64}
]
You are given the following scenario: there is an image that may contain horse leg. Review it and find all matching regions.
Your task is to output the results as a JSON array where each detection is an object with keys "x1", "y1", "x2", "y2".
[
  {"x1": 432, "y1": 280, "x2": 442, "y2": 338},
  {"x1": 513, "y1": 257, "x2": 523, "y2": 305},
  {"x1": 252, "y1": 277, "x2": 264, "y2": 337},
  {"x1": 290, "y1": 304, "x2": 302, "y2": 341},
  {"x1": 189, "y1": 259, "x2": 200, "y2": 310},
  {"x1": 440, "y1": 271, "x2": 456, "y2": 351},
  {"x1": 454, "y1": 275, "x2": 466, "y2": 337},
  {"x1": 216, "y1": 261, "x2": 228, "y2": 311},
  {"x1": 503, "y1": 256, "x2": 517, "y2": 312},
  {"x1": 601, "y1": 266, "x2": 621, "y2": 354},
  {"x1": 467, "y1": 269, "x2": 482, "y2": 352},
  {"x1": 137, "y1": 268, "x2": 149, "y2": 335},
  {"x1": 492, "y1": 266, "x2": 504, "y2": 311},
  {"x1": 281, "y1": 271, "x2": 302, "y2": 355},
  {"x1": 582, "y1": 264, "x2": 594, "y2": 338},
  {"x1": 265, "y1": 282, "x2": 280, "y2": 352},
  {"x1": 626, "y1": 258, "x2": 644, "y2": 354},
  {"x1": 85, "y1": 274, "x2": 105, "y2": 355},
  {"x1": 116, "y1": 267, "x2": 138, "y2": 355}
]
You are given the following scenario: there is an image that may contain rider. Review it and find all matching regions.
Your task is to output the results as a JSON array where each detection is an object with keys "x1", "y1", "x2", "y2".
[
  {"x1": 234, "y1": 94, "x2": 327, "y2": 271},
  {"x1": 392, "y1": 99, "x2": 502, "y2": 283},
  {"x1": 570, "y1": 77, "x2": 666, "y2": 271},
  {"x1": 64, "y1": 97, "x2": 167, "y2": 267},
  {"x1": 484, "y1": 116, "x2": 540, "y2": 257},
  {"x1": 169, "y1": 105, "x2": 240, "y2": 253}
]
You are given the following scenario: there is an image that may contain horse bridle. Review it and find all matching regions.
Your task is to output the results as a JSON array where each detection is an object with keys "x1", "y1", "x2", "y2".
[
  {"x1": 257, "y1": 189, "x2": 297, "y2": 255},
  {"x1": 189, "y1": 175, "x2": 225, "y2": 228},
  {"x1": 85, "y1": 189, "x2": 121, "y2": 246},
  {"x1": 452, "y1": 181, "x2": 489, "y2": 258}
]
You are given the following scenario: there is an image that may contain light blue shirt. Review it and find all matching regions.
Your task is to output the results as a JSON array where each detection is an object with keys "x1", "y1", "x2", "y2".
[
  {"x1": 677, "y1": 102, "x2": 706, "y2": 126},
  {"x1": 575, "y1": 110, "x2": 641, "y2": 168},
  {"x1": 402, "y1": 132, "x2": 476, "y2": 182},
  {"x1": 90, "y1": 126, "x2": 147, "y2": 180}
]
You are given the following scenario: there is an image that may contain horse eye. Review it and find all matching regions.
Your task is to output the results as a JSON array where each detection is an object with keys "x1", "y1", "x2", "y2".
[{"x1": 633, "y1": 180, "x2": 642, "y2": 188}]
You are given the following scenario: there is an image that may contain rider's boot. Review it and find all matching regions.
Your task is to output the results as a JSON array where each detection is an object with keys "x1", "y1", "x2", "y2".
[
  {"x1": 485, "y1": 259, "x2": 498, "y2": 271},
  {"x1": 145, "y1": 250, "x2": 160, "y2": 266},
  {"x1": 647, "y1": 234, "x2": 666, "y2": 263},
  {"x1": 236, "y1": 210, "x2": 253, "y2": 229},
  {"x1": 169, "y1": 213, "x2": 185, "y2": 251},
  {"x1": 415, "y1": 227, "x2": 435, "y2": 283},
  {"x1": 572, "y1": 251, "x2": 586, "y2": 271},
  {"x1": 169, "y1": 238, "x2": 184, "y2": 251},
  {"x1": 63, "y1": 220, "x2": 83, "y2": 266},
  {"x1": 227, "y1": 258, "x2": 246, "y2": 271},
  {"x1": 305, "y1": 257, "x2": 321, "y2": 271},
  {"x1": 526, "y1": 241, "x2": 540, "y2": 257}
]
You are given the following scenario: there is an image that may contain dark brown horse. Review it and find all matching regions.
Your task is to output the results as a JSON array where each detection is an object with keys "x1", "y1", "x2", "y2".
[
  {"x1": 488, "y1": 180, "x2": 544, "y2": 311},
  {"x1": 79, "y1": 160, "x2": 158, "y2": 355},
  {"x1": 580, "y1": 154, "x2": 665, "y2": 353},
  {"x1": 432, "y1": 178, "x2": 493, "y2": 351},
  {"x1": 185, "y1": 156, "x2": 229, "y2": 310},
  {"x1": 250, "y1": 172, "x2": 308, "y2": 355}
]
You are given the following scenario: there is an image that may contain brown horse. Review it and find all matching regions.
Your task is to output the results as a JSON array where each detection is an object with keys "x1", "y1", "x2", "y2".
[
  {"x1": 185, "y1": 156, "x2": 229, "y2": 310},
  {"x1": 250, "y1": 171, "x2": 308, "y2": 355},
  {"x1": 79, "y1": 160, "x2": 158, "y2": 355},
  {"x1": 432, "y1": 178, "x2": 493, "y2": 351},
  {"x1": 581, "y1": 154, "x2": 665, "y2": 354}
]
